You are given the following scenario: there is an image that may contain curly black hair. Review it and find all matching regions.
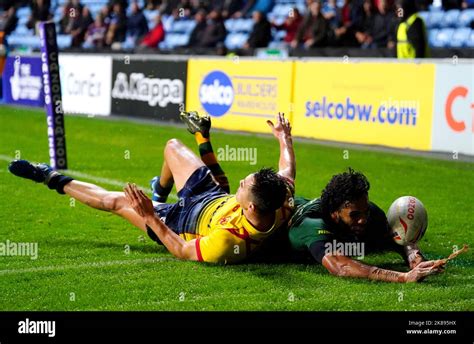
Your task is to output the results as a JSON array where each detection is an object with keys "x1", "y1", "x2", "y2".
[
  {"x1": 320, "y1": 168, "x2": 370, "y2": 217},
  {"x1": 250, "y1": 167, "x2": 287, "y2": 214}
]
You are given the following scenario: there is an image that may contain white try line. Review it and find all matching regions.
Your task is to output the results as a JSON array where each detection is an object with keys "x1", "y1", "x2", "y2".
[
  {"x1": 0, "y1": 154, "x2": 178, "y2": 200},
  {"x1": 0, "y1": 257, "x2": 178, "y2": 275}
]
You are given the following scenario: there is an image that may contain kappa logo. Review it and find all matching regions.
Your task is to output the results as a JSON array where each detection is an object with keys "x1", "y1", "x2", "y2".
[{"x1": 112, "y1": 72, "x2": 184, "y2": 107}]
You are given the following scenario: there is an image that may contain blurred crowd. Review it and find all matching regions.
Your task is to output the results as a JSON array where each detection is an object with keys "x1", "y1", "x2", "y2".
[{"x1": 0, "y1": 0, "x2": 473, "y2": 51}]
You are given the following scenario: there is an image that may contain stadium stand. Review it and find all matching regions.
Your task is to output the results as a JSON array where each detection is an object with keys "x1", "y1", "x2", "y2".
[{"x1": 0, "y1": 0, "x2": 473, "y2": 56}]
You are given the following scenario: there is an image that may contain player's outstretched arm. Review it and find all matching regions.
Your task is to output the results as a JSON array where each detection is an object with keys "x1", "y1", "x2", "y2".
[
  {"x1": 267, "y1": 112, "x2": 296, "y2": 181},
  {"x1": 124, "y1": 183, "x2": 198, "y2": 261},
  {"x1": 322, "y1": 254, "x2": 445, "y2": 283},
  {"x1": 402, "y1": 243, "x2": 426, "y2": 269}
]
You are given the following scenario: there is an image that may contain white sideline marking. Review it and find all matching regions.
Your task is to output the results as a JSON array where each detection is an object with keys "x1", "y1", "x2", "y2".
[
  {"x1": 0, "y1": 257, "x2": 178, "y2": 275},
  {"x1": 0, "y1": 154, "x2": 178, "y2": 200}
]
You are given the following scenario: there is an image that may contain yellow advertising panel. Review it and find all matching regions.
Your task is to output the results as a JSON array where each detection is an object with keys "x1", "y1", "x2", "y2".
[
  {"x1": 292, "y1": 62, "x2": 435, "y2": 150},
  {"x1": 186, "y1": 59, "x2": 294, "y2": 133}
]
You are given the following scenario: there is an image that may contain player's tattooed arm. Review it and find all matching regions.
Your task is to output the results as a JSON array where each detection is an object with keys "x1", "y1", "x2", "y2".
[
  {"x1": 267, "y1": 112, "x2": 296, "y2": 181},
  {"x1": 322, "y1": 254, "x2": 444, "y2": 283},
  {"x1": 369, "y1": 267, "x2": 406, "y2": 283},
  {"x1": 403, "y1": 243, "x2": 426, "y2": 269}
]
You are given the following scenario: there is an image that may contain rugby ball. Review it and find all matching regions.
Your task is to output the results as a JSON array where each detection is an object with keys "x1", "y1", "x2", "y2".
[{"x1": 387, "y1": 196, "x2": 428, "y2": 246}]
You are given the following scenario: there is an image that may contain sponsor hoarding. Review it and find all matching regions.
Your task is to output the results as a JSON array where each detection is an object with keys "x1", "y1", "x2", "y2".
[
  {"x1": 2, "y1": 56, "x2": 44, "y2": 107},
  {"x1": 111, "y1": 58, "x2": 186, "y2": 121},
  {"x1": 292, "y1": 61, "x2": 435, "y2": 151},
  {"x1": 186, "y1": 59, "x2": 294, "y2": 133},
  {"x1": 432, "y1": 64, "x2": 473, "y2": 156},
  {"x1": 59, "y1": 55, "x2": 112, "y2": 116}
]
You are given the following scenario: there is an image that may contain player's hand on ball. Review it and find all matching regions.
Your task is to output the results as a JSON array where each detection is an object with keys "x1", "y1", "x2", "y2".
[
  {"x1": 409, "y1": 253, "x2": 425, "y2": 269},
  {"x1": 267, "y1": 112, "x2": 292, "y2": 141},
  {"x1": 124, "y1": 183, "x2": 155, "y2": 219},
  {"x1": 405, "y1": 259, "x2": 446, "y2": 282}
]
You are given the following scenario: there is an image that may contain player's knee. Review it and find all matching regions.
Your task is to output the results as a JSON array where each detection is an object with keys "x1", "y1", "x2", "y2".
[{"x1": 165, "y1": 138, "x2": 183, "y2": 154}]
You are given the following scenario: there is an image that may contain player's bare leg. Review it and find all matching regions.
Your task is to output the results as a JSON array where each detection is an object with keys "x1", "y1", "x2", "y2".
[
  {"x1": 63, "y1": 181, "x2": 146, "y2": 231},
  {"x1": 8, "y1": 140, "x2": 206, "y2": 230},
  {"x1": 179, "y1": 111, "x2": 230, "y2": 192},
  {"x1": 160, "y1": 138, "x2": 205, "y2": 192},
  {"x1": 8, "y1": 160, "x2": 146, "y2": 231},
  {"x1": 150, "y1": 138, "x2": 206, "y2": 203}
]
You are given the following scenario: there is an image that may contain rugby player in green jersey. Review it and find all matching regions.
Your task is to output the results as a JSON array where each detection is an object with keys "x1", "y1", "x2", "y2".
[{"x1": 286, "y1": 169, "x2": 446, "y2": 283}]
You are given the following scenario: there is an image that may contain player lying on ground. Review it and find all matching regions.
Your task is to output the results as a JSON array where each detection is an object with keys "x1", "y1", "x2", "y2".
[
  {"x1": 8, "y1": 113, "x2": 295, "y2": 264},
  {"x1": 284, "y1": 169, "x2": 447, "y2": 283},
  {"x1": 180, "y1": 113, "x2": 446, "y2": 283}
]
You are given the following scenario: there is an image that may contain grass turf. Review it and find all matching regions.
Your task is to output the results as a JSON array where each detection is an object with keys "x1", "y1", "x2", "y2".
[{"x1": 0, "y1": 105, "x2": 472, "y2": 311}]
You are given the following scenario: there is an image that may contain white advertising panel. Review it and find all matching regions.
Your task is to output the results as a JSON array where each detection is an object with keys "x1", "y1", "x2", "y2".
[
  {"x1": 59, "y1": 55, "x2": 112, "y2": 116},
  {"x1": 432, "y1": 64, "x2": 474, "y2": 156}
]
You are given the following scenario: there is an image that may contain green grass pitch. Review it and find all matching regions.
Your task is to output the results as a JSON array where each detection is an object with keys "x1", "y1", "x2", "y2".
[{"x1": 0, "y1": 105, "x2": 472, "y2": 311}]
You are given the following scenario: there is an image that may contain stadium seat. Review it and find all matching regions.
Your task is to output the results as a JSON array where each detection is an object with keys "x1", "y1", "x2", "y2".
[
  {"x1": 233, "y1": 19, "x2": 254, "y2": 33},
  {"x1": 18, "y1": 15, "x2": 29, "y2": 26},
  {"x1": 225, "y1": 19, "x2": 236, "y2": 32},
  {"x1": 467, "y1": 30, "x2": 474, "y2": 47},
  {"x1": 57, "y1": 34, "x2": 72, "y2": 49},
  {"x1": 17, "y1": 7, "x2": 31, "y2": 18},
  {"x1": 296, "y1": 3, "x2": 306, "y2": 14},
  {"x1": 54, "y1": 11, "x2": 62, "y2": 22},
  {"x1": 54, "y1": 5, "x2": 64, "y2": 15},
  {"x1": 185, "y1": 20, "x2": 196, "y2": 33},
  {"x1": 428, "y1": 29, "x2": 439, "y2": 47},
  {"x1": 171, "y1": 20, "x2": 195, "y2": 34},
  {"x1": 225, "y1": 33, "x2": 240, "y2": 50},
  {"x1": 274, "y1": 5, "x2": 293, "y2": 17},
  {"x1": 121, "y1": 35, "x2": 136, "y2": 50},
  {"x1": 418, "y1": 11, "x2": 430, "y2": 28},
  {"x1": 450, "y1": 28, "x2": 471, "y2": 47},
  {"x1": 161, "y1": 15, "x2": 174, "y2": 32},
  {"x1": 13, "y1": 25, "x2": 31, "y2": 35},
  {"x1": 8, "y1": 35, "x2": 41, "y2": 50},
  {"x1": 458, "y1": 9, "x2": 474, "y2": 28},
  {"x1": 267, "y1": 12, "x2": 277, "y2": 22},
  {"x1": 441, "y1": 9, "x2": 460, "y2": 28},
  {"x1": 431, "y1": 28, "x2": 455, "y2": 47},
  {"x1": 89, "y1": 4, "x2": 104, "y2": 15},
  {"x1": 270, "y1": 4, "x2": 283, "y2": 15},
  {"x1": 225, "y1": 33, "x2": 248, "y2": 49},
  {"x1": 427, "y1": 11, "x2": 445, "y2": 29},
  {"x1": 268, "y1": 41, "x2": 287, "y2": 49},
  {"x1": 143, "y1": 9, "x2": 159, "y2": 22},
  {"x1": 161, "y1": 33, "x2": 189, "y2": 49},
  {"x1": 274, "y1": 30, "x2": 286, "y2": 41}
]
